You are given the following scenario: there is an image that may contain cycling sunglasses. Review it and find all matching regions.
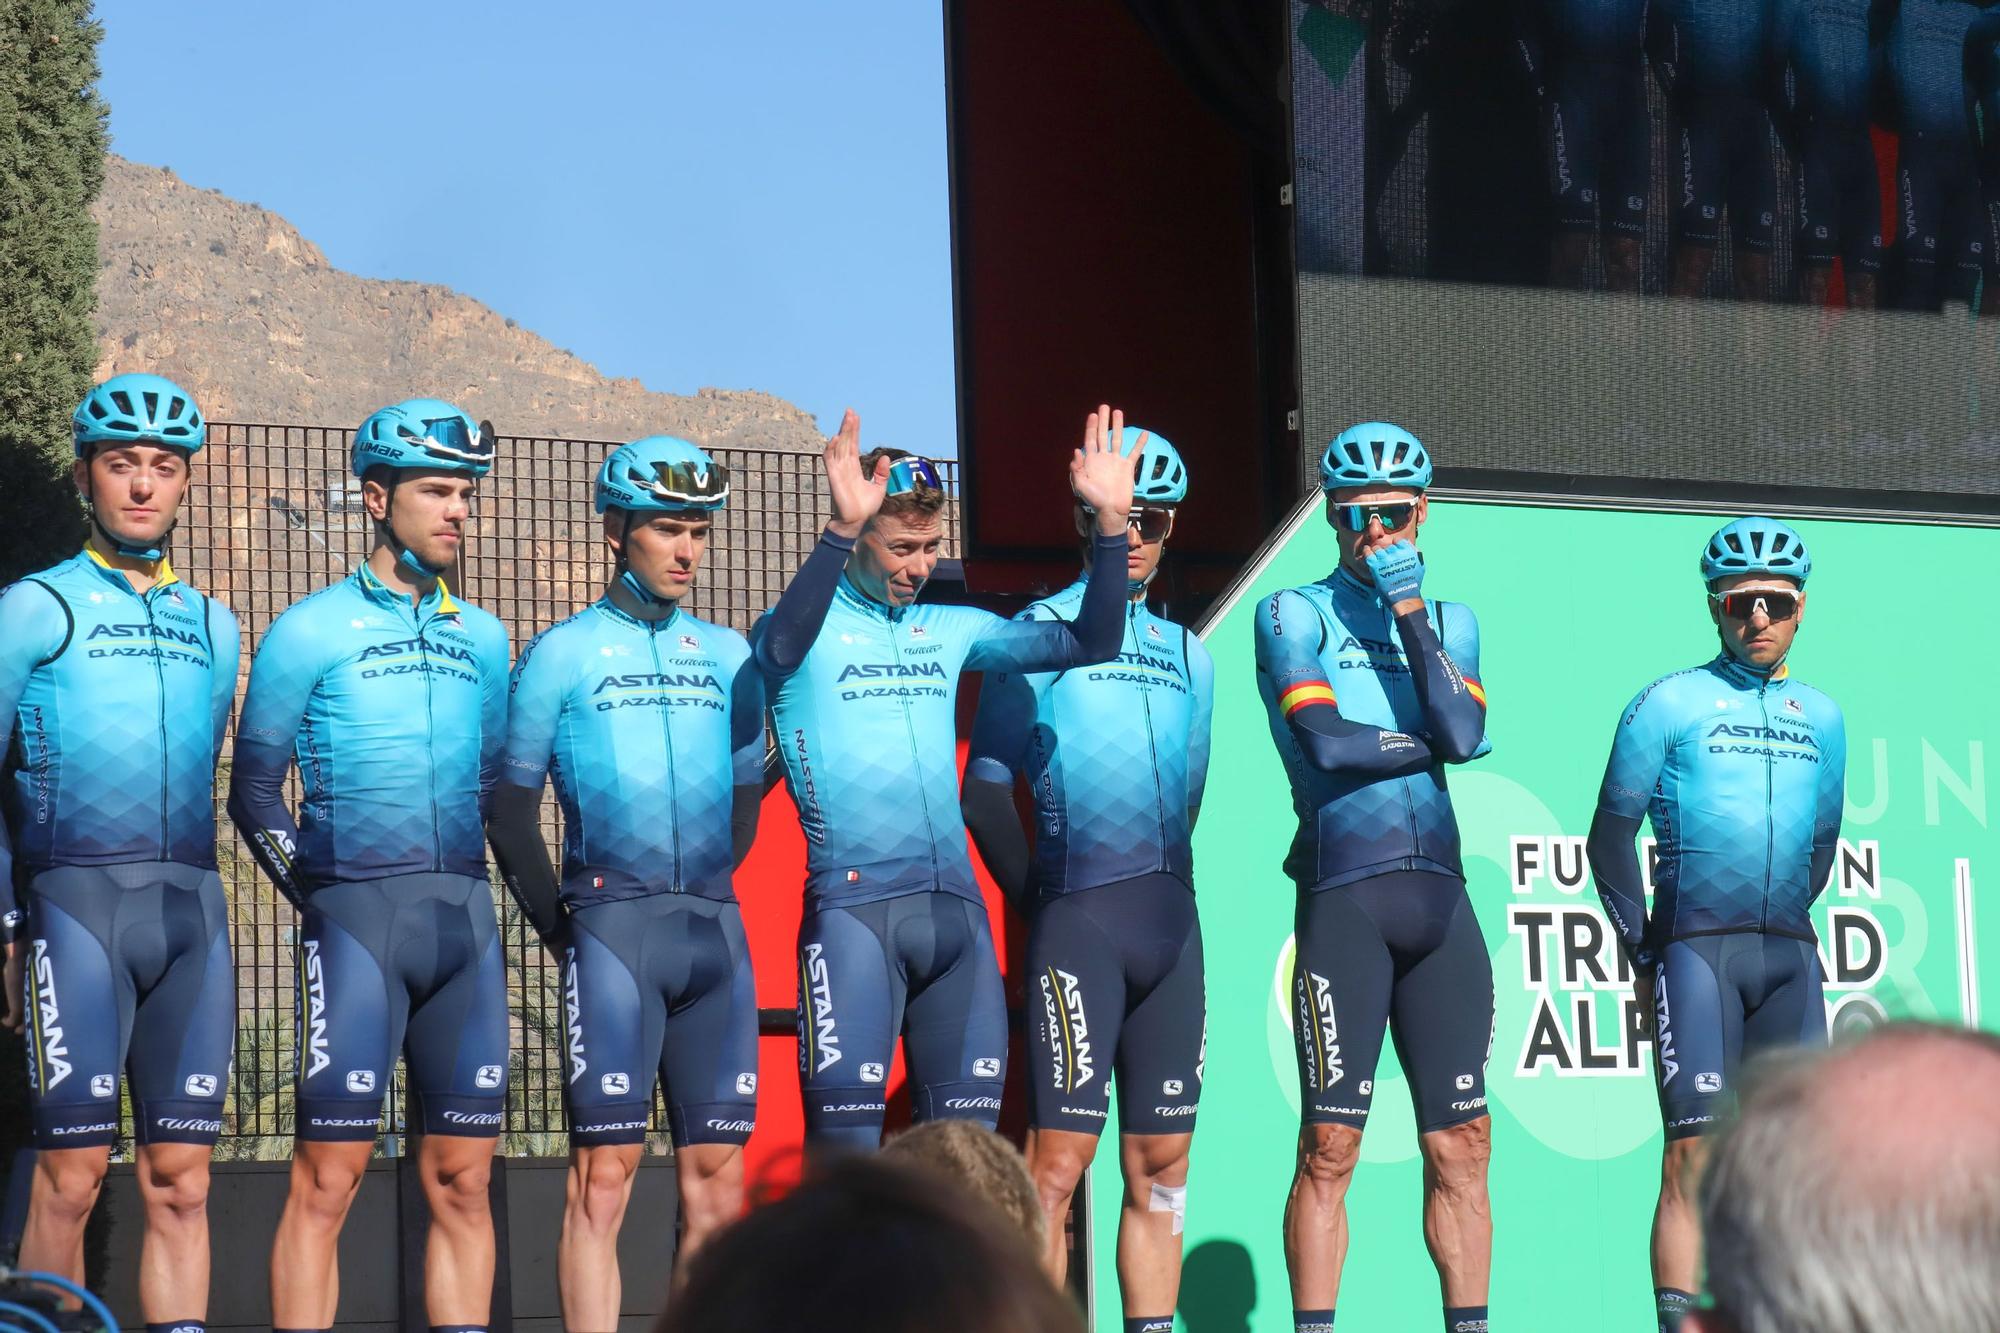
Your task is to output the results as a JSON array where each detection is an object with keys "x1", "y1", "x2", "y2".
[
  {"x1": 1331, "y1": 501, "x2": 1418, "y2": 533},
  {"x1": 885, "y1": 455, "x2": 942, "y2": 496},
  {"x1": 1126, "y1": 507, "x2": 1175, "y2": 542},
  {"x1": 1711, "y1": 590, "x2": 1800, "y2": 621},
  {"x1": 632, "y1": 458, "x2": 731, "y2": 505},
  {"x1": 410, "y1": 415, "x2": 494, "y2": 465}
]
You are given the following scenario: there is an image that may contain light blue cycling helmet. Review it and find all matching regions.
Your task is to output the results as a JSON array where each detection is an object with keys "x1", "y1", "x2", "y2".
[
  {"x1": 1120, "y1": 425, "x2": 1189, "y2": 505},
  {"x1": 595, "y1": 436, "x2": 730, "y2": 514},
  {"x1": 1701, "y1": 517, "x2": 1812, "y2": 588},
  {"x1": 72, "y1": 373, "x2": 206, "y2": 456},
  {"x1": 350, "y1": 398, "x2": 493, "y2": 479},
  {"x1": 1318, "y1": 421, "x2": 1432, "y2": 492}
]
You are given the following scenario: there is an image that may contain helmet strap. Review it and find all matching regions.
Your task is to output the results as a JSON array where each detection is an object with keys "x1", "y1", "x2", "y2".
[
  {"x1": 381, "y1": 478, "x2": 450, "y2": 582},
  {"x1": 79, "y1": 468, "x2": 170, "y2": 564},
  {"x1": 612, "y1": 510, "x2": 676, "y2": 614}
]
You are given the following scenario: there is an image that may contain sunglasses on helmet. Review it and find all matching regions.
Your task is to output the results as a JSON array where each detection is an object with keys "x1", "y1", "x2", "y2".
[
  {"x1": 1710, "y1": 590, "x2": 1799, "y2": 621},
  {"x1": 885, "y1": 456, "x2": 942, "y2": 497},
  {"x1": 405, "y1": 415, "x2": 494, "y2": 465},
  {"x1": 630, "y1": 458, "x2": 731, "y2": 505},
  {"x1": 1331, "y1": 501, "x2": 1418, "y2": 533}
]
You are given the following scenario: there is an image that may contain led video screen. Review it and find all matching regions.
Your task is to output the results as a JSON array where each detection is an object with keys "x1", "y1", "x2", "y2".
[{"x1": 1291, "y1": 0, "x2": 2000, "y2": 506}]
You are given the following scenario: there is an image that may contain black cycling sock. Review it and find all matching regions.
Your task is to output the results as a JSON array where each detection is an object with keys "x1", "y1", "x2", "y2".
[
  {"x1": 1656, "y1": 1287, "x2": 1697, "y2": 1332},
  {"x1": 1445, "y1": 1305, "x2": 1489, "y2": 1331},
  {"x1": 1294, "y1": 1310, "x2": 1336, "y2": 1332},
  {"x1": 146, "y1": 1323, "x2": 206, "y2": 1333},
  {"x1": 1125, "y1": 1320, "x2": 1175, "y2": 1333}
]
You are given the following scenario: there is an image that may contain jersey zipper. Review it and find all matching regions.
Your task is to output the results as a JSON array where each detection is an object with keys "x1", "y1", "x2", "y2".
[
  {"x1": 1759, "y1": 679, "x2": 1775, "y2": 932},
  {"x1": 646, "y1": 625, "x2": 684, "y2": 890},
  {"x1": 144, "y1": 585, "x2": 170, "y2": 859},
  {"x1": 887, "y1": 610, "x2": 942, "y2": 888},
  {"x1": 1134, "y1": 604, "x2": 1169, "y2": 868},
  {"x1": 1389, "y1": 596, "x2": 1421, "y2": 859},
  {"x1": 417, "y1": 600, "x2": 443, "y2": 869}
]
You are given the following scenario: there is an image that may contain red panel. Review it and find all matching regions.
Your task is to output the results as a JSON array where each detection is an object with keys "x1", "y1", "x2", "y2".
[{"x1": 951, "y1": 0, "x2": 1277, "y2": 587}]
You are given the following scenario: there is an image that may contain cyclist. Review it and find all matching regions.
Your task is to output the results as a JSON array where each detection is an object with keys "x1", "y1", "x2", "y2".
[
  {"x1": 752, "y1": 405, "x2": 1139, "y2": 1152},
  {"x1": 962, "y1": 428, "x2": 1213, "y2": 1331},
  {"x1": 1965, "y1": 2, "x2": 2000, "y2": 314},
  {"x1": 227, "y1": 398, "x2": 511, "y2": 1333},
  {"x1": 1659, "y1": 0, "x2": 1781, "y2": 298},
  {"x1": 0, "y1": 374, "x2": 237, "y2": 1333},
  {"x1": 1882, "y1": 0, "x2": 1989, "y2": 309},
  {"x1": 1516, "y1": 0, "x2": 1669, "y2": 290},
  {"x1": 486, "y1": 436, "x2": 763, "y2": 1325},
  {"x1": 1587, "y1": 517, "x2": 1845, "y2": 1333},
  {"x1": 1253, "y1": 423, "x2": 1494, "y2": 1333},
  {"x1": 1773, "y1": 0, "x2": 1890, "y2": 306}
]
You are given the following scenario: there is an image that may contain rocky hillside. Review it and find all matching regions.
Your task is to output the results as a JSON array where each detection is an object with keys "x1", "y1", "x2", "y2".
[{"x1": 91, "y1": 155, "x2": 823, "y2": 448}]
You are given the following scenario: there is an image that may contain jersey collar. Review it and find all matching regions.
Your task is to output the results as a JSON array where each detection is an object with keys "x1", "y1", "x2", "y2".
[
  {"x1": 1330, "y1": 565, "x2": 1379, "y2": 603},
  {"x1": 1711, "y1": 652, "x2": 1789, "y2": 689},
  {"x1": 836, "y1": 572, "x2": 905, "y2": 622},
  {"x1": 594, "y1": 594, "x2": 679, "y2": 633},
  {"x1": 83, "y1": 545, "x2": 179, "y2": 592},
  {"x1": 354, "y1": 561, "x2": 458, "y2": 616}
]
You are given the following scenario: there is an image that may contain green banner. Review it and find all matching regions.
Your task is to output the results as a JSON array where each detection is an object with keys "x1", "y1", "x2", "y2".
[{"x1": 1091, "y1": 499, "x2": 1999, "y2": 1331}]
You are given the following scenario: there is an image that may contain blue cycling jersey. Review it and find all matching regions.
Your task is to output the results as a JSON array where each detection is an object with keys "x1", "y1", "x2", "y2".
[
  {"x1": 0, "y1": 552, "x2": 238, "y2": 938},
  {"x1": 1778, "y1": 0, "x2": 1883, "y2": 125},
  {"x1": 1665, "y1": 0, "x2": 1774, "y2": 90},
  {"x1": 755, "y1": 550, "x2": 1125, "y2": 910},
  {"x1": 500, "y1": 598, "x2": 763, "y2": 905},
  {"x1": 1253, "y1": 568, "x2": 1490, "y2": 893},
  {"x1": 965, "y1": 580, "x2": 1215, "y2": 895},
  {"x1": 1593, "y1": 654, "x2": 1846, "y2": 949},
  {"x1": 229, "y1": 564, "x2": 509, "y2": 899},
  {"x1": 1884, "y1": 0, "x2": 1983, "y2": 139}
]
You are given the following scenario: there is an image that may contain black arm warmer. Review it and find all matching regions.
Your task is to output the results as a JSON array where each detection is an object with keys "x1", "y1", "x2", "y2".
[
  {"x1": 732, "y1": 782, "x2": 762, "y2": 870},
  {"x1": 961, "y1": 775, "x2": 1035, "y2": 915},
  {"x1": 1586, "y1": 808, "x2": 1652, "y2": 962},
  {"x1": 754, "y1": 528, "x2": 859, "y2": 678},
  {"x1": 1392, "y1": 608, "x2": 1486, "y2": 763},
  {"x1": 486, "y1": 780, "x2": 564, "y2": 946},
  {"x1": 226, "y1": 746, "x2": 308, "y2": 908},
  {"x1": 1288, "y1": 707, "x2": 1436, "y2": 778},
  {"x1": 1068, "y1": 532, "x2": 1131, "y2": 665}
]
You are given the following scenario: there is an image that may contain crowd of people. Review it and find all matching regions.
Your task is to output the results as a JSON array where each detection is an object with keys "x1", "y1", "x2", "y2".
[{"x1": 0, "y1": 372, "x2": 1989, "y2": 1333}]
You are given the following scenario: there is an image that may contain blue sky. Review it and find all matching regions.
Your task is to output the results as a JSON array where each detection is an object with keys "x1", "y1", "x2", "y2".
[{"x1": 96, "y1": 1, "x2": 956, "y2": 453}]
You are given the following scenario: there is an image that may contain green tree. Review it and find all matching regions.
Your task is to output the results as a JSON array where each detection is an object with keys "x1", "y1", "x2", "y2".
[
  {"x1": 0, "y1": 0, "x2": 105, "y2": 585},
  {"x1": 0, "y1": 0, "x2": 104, "y2": 1269}
]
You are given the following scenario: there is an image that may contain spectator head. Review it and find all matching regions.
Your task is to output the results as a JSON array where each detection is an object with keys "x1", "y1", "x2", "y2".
[
  {"x1": 880, "y1": 1118, "x2": 1047, "y2": 1253},
  {"x1": 1690, "y1": 1022, "x2": 2000, "y2": 1333},
  {"x1": 659, "y1": 1155, "x2": 1083, "y2": 1333}
]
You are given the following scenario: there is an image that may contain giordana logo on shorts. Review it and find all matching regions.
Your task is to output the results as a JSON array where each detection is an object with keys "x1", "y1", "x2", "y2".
[
  {"x1": 31, "y1": 939, "x2": 73, "y2": 1090},
  {"x1": 443, "y1": 1110, "x2": 504, "y2": 1127},
  {"x1": 972, "y1": 1057, "x2": 1001, "y2": 1079},
  {"x1": 1162, "y1": 1079, "x2": 1184, "y2": 1097},
  {"x1": 184, "y1": 1073, "x2": 219, "y2": 1097},
  {"x1": 346, "y1": 1069, "x2": 376, "y2": 1093},
  {"x1": 91, "y1": 1074, "x2": 116, "y2": 1098},
  {"x1": 300, "y1": 939, "x2": 331, "y2": 1079},
  {"x1": 735, "y1": 1071, "x2": 758, "y2": 1095},
  {"x1": 860, "y1": 1062, "x2": 885, "y2": 1083},
  {"x1": 1359, "y1": 1080, "x2": 1372, "y2": 1096},
  {"x1": 1297, "y1": 970, "x2": 1342, "y2": 1091},
  {"x1": 601, "y1": 1072, "x2": 631, "y2": 1096},
  {"x1": 945, "y1": 1096, "x2": 1002, "y2": 1111},
  {"x1": 1455, "y1": 1073, "x2": 1475, "y2": 1091},
  {"x1": 1694, "y1": 1071, "x2": 1722, "y2": 1094},
  {"x1": 801, "y1": 942, "x2": 841, "y2": 1073},
  {"x1": 706, "y1": 1118, "x2": 755, "y2": 1134},
  {"x1": 1040, "y1": 968, "x2": 1095, "y2": 1092},
  {"x1": 564, "y1": 947, "x2": 587, "y2": 1082},
  {"x1": 476, "y1": 1064, "x2": 504, "y2": 1090}
]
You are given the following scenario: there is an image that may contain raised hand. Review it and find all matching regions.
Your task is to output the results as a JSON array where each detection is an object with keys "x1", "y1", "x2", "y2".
[
  {"x1": 1071, "y1": 404, "x2": 1142, "y2": 537},
  {"x1": 822, "y1": 408, "x2": 889, "y2": 539}
]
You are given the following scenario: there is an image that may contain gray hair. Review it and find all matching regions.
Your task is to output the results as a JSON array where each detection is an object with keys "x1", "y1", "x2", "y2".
[{"x1": 1700, "y1": 1023, "x2": 2000, "y2": 1333}]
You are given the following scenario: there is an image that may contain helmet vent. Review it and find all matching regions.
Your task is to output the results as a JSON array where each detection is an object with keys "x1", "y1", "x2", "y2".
[{"x1": 110, "y1": 390, "x2": 135, "y2": 418}]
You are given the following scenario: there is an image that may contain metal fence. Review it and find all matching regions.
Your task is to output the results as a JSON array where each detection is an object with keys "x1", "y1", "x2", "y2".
[{"x1": 167, "y1": 423, "x2": 960, "y2": 1158}]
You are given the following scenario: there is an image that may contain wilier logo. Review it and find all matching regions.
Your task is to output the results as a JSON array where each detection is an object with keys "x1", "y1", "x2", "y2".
[
  {"x1": 1296, "y1": 970, "x2": 1342, "y2": 1090},
  {"x1": 1040, "y1": 968, "x2": 1095, "y2": 1092}
]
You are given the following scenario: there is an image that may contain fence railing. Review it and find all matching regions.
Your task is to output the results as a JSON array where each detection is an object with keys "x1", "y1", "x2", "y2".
[{"x1": 168, "y1": 423, "x2": 959, "y2": 1157}]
